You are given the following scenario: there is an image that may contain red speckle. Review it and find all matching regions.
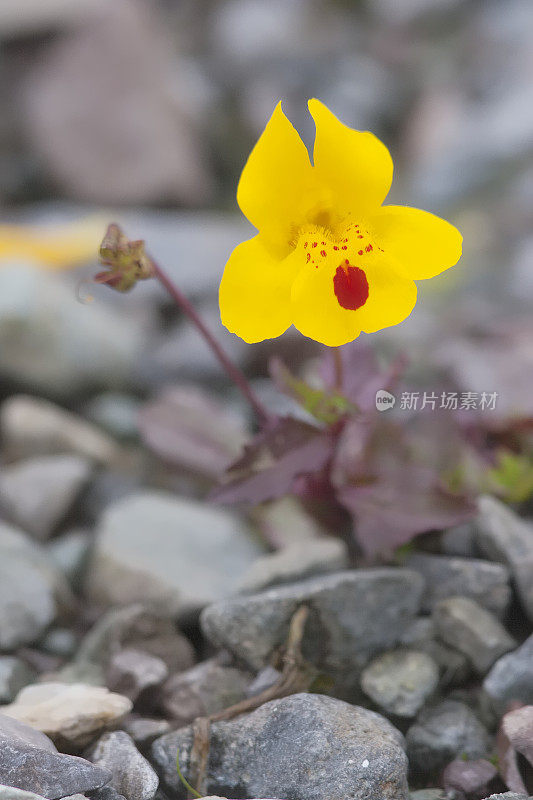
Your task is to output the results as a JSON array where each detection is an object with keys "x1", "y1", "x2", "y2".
[
  {"x1": 333, "y1": 246, "x2": 339, "y2": 251},
  {"x1": 306, "y1": 253, "x2": 311, "y2": 263},
  {"x1": 341, "y1": 245, "x2": 347, "y2": 250},
  {"x1": 345, "y1": 259, "x2": 349, "y2": 265},
  {"x1": 343, "y1": 238, "x2": 348, "y2": 243},
  {"x1": 357, "y1": 234, "x2": 363, "y2": 239},
  {"x1": 365, "y1": 245, "x2": 373, "y2": 252},
  {"x1": 304, "y1": 242, "x2": 308, "y2": 248},
  {"x1": 312, "y1": 242, "x2": 318, "y2": 248},
  {"x1": 321, "y1": 241, "x2": 325, "y2": 245},
  {"x1": 333, "y1": 265, "x2": 369, "y2": 311},
  {"x1": 358, "y1": 250, "x2": 363, "y2": 256},
  {"x1": 320, "y1": 249, "x2": 327, "y2": 257}
]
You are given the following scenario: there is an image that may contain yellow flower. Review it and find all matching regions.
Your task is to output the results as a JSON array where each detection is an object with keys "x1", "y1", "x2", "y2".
[
  {"x1": 0, "y1": 216, "x2": 104, "y2": 270},
  {"x1": 219, "y1": 100, "x2": 462, "y2": 346}
]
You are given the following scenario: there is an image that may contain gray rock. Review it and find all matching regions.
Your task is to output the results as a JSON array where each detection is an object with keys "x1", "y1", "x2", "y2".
[
  {"x1": 483, "y1": 794, "x2": 530, "y2": 800},
  {"x1": 40, "y1": 629, "x2": 78, "y2": 659},
  {"x1": 0, "y1": 522, "x2": 72, "y2": 649},
  {"x1": 86, "y1": 492, "x2": 264, "y2": 615},
  {"x1": 0, "y1": 713, "x2": 111, "y2": 799},
  {"x1": 84, "y1": 393, "x2": 142, "y2": 441},
  {"x1": 0, "y1": 658, "x2": 35, "y2": 704},
  {"x1": 87, "y1": 731, "x2": 158, "y2": 800},
  {"x1": 159, "y1": 659, "x2": 250, "y2": 726},
  {"x1": 0, "y1": 396, "x2": 119, "y2": 466},
  {"x1": 0, "y1": 787, "x2": 48, "y2": 800},
  {"x1": 201, "y1": 569, "x2": 424, "y2": 687},
  {"x1": 46, "y1": 529, "x2": 92, "y2": 586},
  {"x1": 0, "y1": 456, "x2": 91, "y2": 540},
  {"x1": 0, "y1": 268, "x2": 151, "y2": 397},
  {"x1": 361, "y1": 649, "x2": 439, "y2": 718},
  {"x1": 483, "y1": 633, "x2": 533, "y2": 715},
  {"x1": 106, "y1": 649, "x2": 168, "y2": 702},
  {"x1": 245, "y1": 666, "x2": 281, "y2": 698},
  {"x1": 69, "y1": 605, "x2": 195, "y2": 686},
  {"x1": 406, "y1": 700, "x2": 491, "y2": 777},
  {"x1": 433, "y1": 597, "x2": 515, "y2": 674},
  {"x1": 152, "y1": 693, "x2": 408, "y2": 800},
  {"x1": 120, "y1": 717, "x2": 171, "y2": 748},
  {"x1": 475, "y1": 495, "x2": 533, "y2": 621},
  {"x1": 89, "y1": 789, "x2": 126, "y2": 800},
  {"x1": 406, "y1": 553, "x2": 511, "y2": 616},
  {"x1": 237, "y1": 538, "x2": 349, "y2": 593},
  {"x1": 409, "y1": 792, "x2": 446, "y2": 800},
  {"x1": 1, "y1": 683, "x2": 132, "y2": 749},
  {"x1": 440, "y1": 524, "x2": 478, "y2": 558}
]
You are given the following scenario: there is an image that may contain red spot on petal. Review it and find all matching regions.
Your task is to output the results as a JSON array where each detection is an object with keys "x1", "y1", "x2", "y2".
[
  {"x1": 333, "y1": 265, "x2": 369, "y2": 311},
  {"x1": 312, "y1": 242, "x2": 318, "y2": 248},
  {"x1": 304, "y1": 242, "x2": 308, "y2": 248},
  {"x1": 333, "y1": 246, "x2": 339, "y2": 250},
  {"x1": 357, "y1": 234, "x2": 363, "y2": 239},
  {"x1": 365, "y1": 245, "x2": 373, "y2": 252},
  {"x1": 358, "y1": 250, "x2": 363, "y2": 255},
  {"x1": 320, "y1": 249, "x2": 327, "y2": 257},
  {"x1": 341, "y1": 245, "x2": 347, "y2": 250},
  {"x1": 321, "y1": 241, "x2": 326, "y2": 245},
  {"x1": 306, "y1": 253, "x2": 311, "y2": 263}
]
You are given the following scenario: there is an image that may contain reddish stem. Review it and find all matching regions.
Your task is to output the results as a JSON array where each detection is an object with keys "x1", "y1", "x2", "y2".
[{"x1": 151, "y1": 259, "x2": 272, "y2": 428}]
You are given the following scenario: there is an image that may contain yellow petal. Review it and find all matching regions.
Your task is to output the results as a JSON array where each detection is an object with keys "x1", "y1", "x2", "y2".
[
  {"x1": 291, "y1": 252, "x2": 416, "y2": 347},
  {"x1": 236, "y1": 102, "x2": 317, "y2": 256},
  {"x1": 0, "y1": 217, "x2": 104, "y2": 270},
  {"x1": 308, "y1": 98, "x2": 393, "y2": 217},
  {"x1": 370, "y1": 205, "x2": 463, "y2": 280},
  {"x1": 219, "y1": 235, "x2": 299, "y2": 344}
]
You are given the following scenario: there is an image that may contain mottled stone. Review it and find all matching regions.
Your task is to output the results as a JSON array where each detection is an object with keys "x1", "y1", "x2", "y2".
[
  {"x1": 406, "y1": 553, "x2": 511, "y2": 616},
  {"x1": 87, "y1": 731, "x2": 158, "y2": 800},
  {"x1": 0, "y1": 658, "x2": 35, "y2": 705},
  {"x1": 475, "y1": 495, "x2": 533, "y2": 621},
  {"x1": 433, "y1": 597, "x2": 515, "y2": 674},
  {"x1": 483, "y1": 633, "x2": 533, "y2": 715},
  {"x1": 201, "y1": 569, "x2": 424, "y2": 688},
  {"x1": 159, "y1": 659, "x2": 250, "y2": 726},
  {"x1": 152, "y1": 693, "x2": 408, "y2": 800},
  {"x1": 406, "y1": 700, "x2": 491, "y2": 777},
  {"x1": 361, "y1": 649, "x2": 439, "y2": 718},
  {"x1": 106, "y1": 649, "x2": 168, "y2": 702}
]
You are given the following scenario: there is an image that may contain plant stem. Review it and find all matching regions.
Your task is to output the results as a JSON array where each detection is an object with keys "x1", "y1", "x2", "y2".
[
  {"x1": 151, "y1": 259, "x2": 272, "y2": 428},
  {"x1": 333, "y1": 346, "x2": 343, "y2": 392}
]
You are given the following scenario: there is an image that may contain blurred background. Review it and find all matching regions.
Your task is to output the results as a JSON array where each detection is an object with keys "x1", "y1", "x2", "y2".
[{"x1": 0, "y1": 0, "x2": 532, "y2": 417}]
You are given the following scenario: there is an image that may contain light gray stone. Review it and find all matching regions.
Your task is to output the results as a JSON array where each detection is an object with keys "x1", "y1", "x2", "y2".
[
  {"x1": 0, "y1": 456, "x2": 91, "y2": 540},
  {"x1": 475, "y1": 495, "x2": 533, "y2": 621},
  {"x1": 483, "y1": 633, "x2": 533, "y2": 715},
  {"x1": 1, "y1": 396, "x2": 119, "y2": 465},
  {"x1": 86, "y1": 492, "x2": 264, "y2": 615},
  {"x1": 0, "y1": 787, "x2": 47, "y2": 800},
  {"x1": 406, "y1": 553, "x2": 511, "y2": 616},
  {"x1": 361, "y1": 649, "x2": 439, "y2": 718},
  {"x1": 0, "y1": 713, "x2": 111, "y2": 799},
  {"x1": 0, "y1": 658, "x2": 35, "y2": 705},
  {"x1": 106, "y1": 649, "x2": 168, "y2": 702},
  {"x1": 0, "y1": 268, "x2": 151, "y2": 397},
  {"x1": 120, "y1": 717, "x2": 171, "y2": 748},
  {"x1": 159, "y1": 659, "x2": 250, "y2": 726},
  {"x1": 1, "y1": 683, "x2": 132, "y2": 749},
  {"x1": 152, "y1": 693, "x2": 408, "y2": 800},
  {"x1": 406, "y1": 700, "x2": 491, "y2": 777},
  {"x1": 0, "y1": 522, "x2": 72, "y2": 650},
  {"x1": 201, "y1": 569, "x2": 424, "y2": 690},
  {"x1": 87, "y1": 731, "x2": 158, "y2": 800},
  {"x1": 237, "y1": 538, "x2": 349, "y2": 593},
  {"x1": 433, "y1": 597, "x2": 515, "y2": 674},
  {"x1": 46, "y1": 529, "x2": 92, "y2": 586}
]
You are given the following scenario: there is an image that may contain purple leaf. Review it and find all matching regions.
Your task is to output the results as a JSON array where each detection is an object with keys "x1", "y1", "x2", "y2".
[
  {"x1": 139, "y1": 385, "x2": 248, "y2": 480},
  {"x1": 498, "y1": 704, "x2": 533, "y2": 794},
  {"x1": 442, "y1": 758, "x2": 499, "y2": 800},
  {"x1": 210, "y1": 416, "x2": 335, "y2": 505}
]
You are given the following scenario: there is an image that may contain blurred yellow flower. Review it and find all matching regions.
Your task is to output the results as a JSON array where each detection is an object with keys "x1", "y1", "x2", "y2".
[
  {"x1": 220, "y1": 99, "x2": 462, "y2": 346},
  {"x1": 0, "y1": 217, "x2": 103, "y2": 270}
]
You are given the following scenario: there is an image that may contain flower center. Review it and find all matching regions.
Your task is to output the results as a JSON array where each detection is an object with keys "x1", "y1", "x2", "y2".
[
  {"x1": 295, "y1": 216, "x2": 377, "y2": 312},
  {"x1": 333, "y1": 263, "x2": 369, "y2": 310}
]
